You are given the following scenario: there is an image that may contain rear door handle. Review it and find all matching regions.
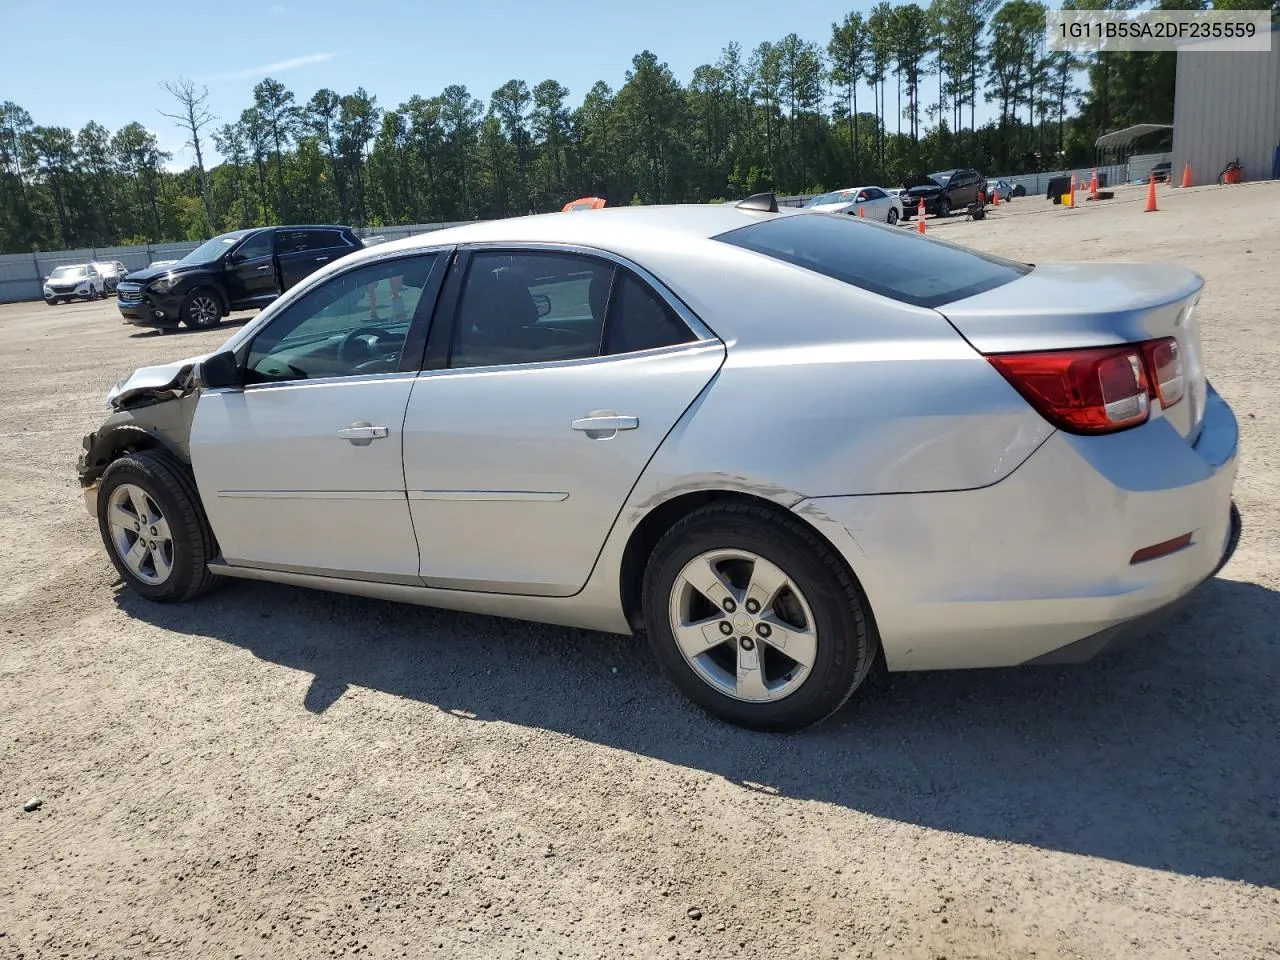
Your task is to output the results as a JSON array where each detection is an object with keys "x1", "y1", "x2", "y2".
[
  {"x1": 314, "y1": 256, "x2": 330, "y2": 262},
  {"x1": 571, "y1": 415, "x2": 638, "y2": 438},
  {"x1": 336, "y1": 422, "x2": 389, "y2": 446},
  {"x1": 255, "y1": 264, "x2": 272, "y2": 272}
]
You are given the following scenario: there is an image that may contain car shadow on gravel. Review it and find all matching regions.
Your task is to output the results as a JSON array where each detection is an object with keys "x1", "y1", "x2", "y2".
[{"x1": 114, "y1": 574, "x2": 1280, "y2": 887}]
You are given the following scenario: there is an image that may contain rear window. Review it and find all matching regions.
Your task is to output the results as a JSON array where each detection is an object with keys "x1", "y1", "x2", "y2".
[{"x1": 714, "y1": 213, "x2": 1031, "y2": 309}]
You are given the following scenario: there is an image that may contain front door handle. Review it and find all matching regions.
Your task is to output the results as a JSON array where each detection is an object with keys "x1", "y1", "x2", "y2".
[
  {"x1": 255, "y1": 264, "x2": 272, "y2": 272},
  {"x1": 571, "y1": 414, "x2": 638, "y2": 439},
  {"x1": 336, "y1": 422, "x2": 389, "y2": 446},
  {"x1": 314, "y1": 256, "x2": 330, "y2": 262}
]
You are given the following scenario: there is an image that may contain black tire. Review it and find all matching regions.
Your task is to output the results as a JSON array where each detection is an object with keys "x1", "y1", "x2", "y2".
[
  {"x1": 886, "y1": 207, "x2": 899, "y2": 226},
  {"x1": 641, "y1": 501, "x2": 878, "y2": 732},
  {"x1": 45, "y1": 298, "x2": 56, "y2": 307},
  {"x1": 96, "y1": 449, "x2": 221, "y2": 602},
  {"x1": 180, "y1": 288, "x2": 222, "y2": 329},
  {"x1": 936, "y1": 197, "x2": 951, "y2": 218}
]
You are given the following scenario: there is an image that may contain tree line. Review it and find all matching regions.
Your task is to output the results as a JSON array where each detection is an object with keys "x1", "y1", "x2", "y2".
[{"x1": 1, "y1": 0, "x2": 1271, "y2": 254}]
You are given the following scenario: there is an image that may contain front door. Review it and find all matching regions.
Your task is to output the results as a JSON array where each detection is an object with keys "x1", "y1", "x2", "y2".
[
  {"x1": 401, "y1": 248, "x2": 725, "y2": 597},
  {"x1": 190, "y1": 251, "x2": 446, "y2": 580},
  {"x1": 224, "y1": 230, "x2": 279, "y2": 309}
]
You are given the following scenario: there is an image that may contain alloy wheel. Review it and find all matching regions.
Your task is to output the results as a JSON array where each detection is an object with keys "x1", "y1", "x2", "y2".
[
  {"x1": 668, "y1": 549, "x2": 818, "y2": 703},
  {"x1": 189, "y1": 295, "x2": 219, "y2": 327},
  {"x1": 106, "y1": 483, "x2": 174, "y2": 585}
]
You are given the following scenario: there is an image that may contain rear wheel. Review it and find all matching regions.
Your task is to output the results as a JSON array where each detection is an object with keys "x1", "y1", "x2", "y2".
[
  {"x1": 641, "y1": 501, "x2": 878, "y2": 731},
  {"x1": 97, "y1": 449, "x2": 220, "y2": 602},
  {"x1": 181, "y1": 289, "x2": 222, "y2": 329}
]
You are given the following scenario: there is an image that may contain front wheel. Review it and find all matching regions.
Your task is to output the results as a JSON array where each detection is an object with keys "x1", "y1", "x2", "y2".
[
  {"x1": 936, "y1": 198, "x2": 951, "y2": 218},
  {"x1": 886, "y1": 207, "x2": 899, "y2": 226},
  {"x1": 97, "y1": 449, "x2": 221, "y2": 602},
  {"x1": 641, "y1": 501, "x2": 878, "y2": 731},
  {"x1": 45, "y1": 298, "x2": 57, "y2": 307},
  {"x1": 181, "y1": 289, "x2": 222, "y2": 329}
]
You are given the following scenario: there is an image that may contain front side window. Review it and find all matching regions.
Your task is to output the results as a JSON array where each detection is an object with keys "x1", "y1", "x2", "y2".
[
  {"x1": 245, "y1": 255, "x2": 436, "y2": 383},
  {"x1": 716, "y1": 213, "x2": 1031, "y2": 309},
  {"x1": 234, "y1": 232, "x2": 273, "y2": 262}
]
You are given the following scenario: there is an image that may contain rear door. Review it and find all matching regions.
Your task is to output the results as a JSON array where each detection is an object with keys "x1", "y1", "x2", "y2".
[
  {"x1": 224, "y1": 230, "x2": 279, "y2": 308},
  {"x1": 278, "y1": 228, "x2": 357, "y2": 290},
  {"x1": 401, "y1": 246, "x2": 726, "y2": 597}
]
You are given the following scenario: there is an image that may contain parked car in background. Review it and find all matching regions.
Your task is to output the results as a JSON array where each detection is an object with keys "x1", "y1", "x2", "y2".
[
  {"x1": 115, "y1": 225, "x2": 364, "y2": 330},
  {"x1": 901, "y1": 169, "x2": 988, "y2": 218},
  {"x1": 77, "y1": 198, "x2": 1239, "y2": 731},
  {"x1": 1150, "y1": 160, "x2": 1172, "y2": 183},
  {"x1": 984, "y1": 178, "x2": 1026, "y2": 201},
  {"x1": 802, "y1": 186, "x2": 903, "y2": 225},
  {"x1": 91, "y1": 260, "x2": 130, "y2": 294},
  {"x1": 43, "y1": 263, "x2": 107, "y2": 305}
]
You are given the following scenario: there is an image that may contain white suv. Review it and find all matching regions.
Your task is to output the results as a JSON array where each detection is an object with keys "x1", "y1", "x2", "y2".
[{"x1": 43, "y1": 263, "x2": 106, "y2": 305}]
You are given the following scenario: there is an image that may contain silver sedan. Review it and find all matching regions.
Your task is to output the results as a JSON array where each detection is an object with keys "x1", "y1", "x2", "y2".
[{"x1": 77, "y1": 197, "x2": 1241, "y2": 731}]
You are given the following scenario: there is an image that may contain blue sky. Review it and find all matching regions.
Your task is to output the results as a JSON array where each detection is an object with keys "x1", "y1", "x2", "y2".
[{"x1": 3, "y1": 0, "x2": 995, "y2": 169}]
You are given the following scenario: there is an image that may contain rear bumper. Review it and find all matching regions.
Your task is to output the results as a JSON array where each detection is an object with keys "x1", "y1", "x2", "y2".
[{"x1": 795, "y1": 384, "x2": 1241, "y2": 671}]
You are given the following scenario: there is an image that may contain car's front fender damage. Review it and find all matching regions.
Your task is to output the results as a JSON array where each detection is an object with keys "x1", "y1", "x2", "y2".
[{"x1": 77, "y1": 392, "x2": 201, "y2": 518}]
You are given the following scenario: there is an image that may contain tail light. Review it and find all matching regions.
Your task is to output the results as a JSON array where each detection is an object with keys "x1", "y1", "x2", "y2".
[
  {"x1": 987, "y1": 336, "x2": 1185, "y2": 434},
  {"x1": 1142, "y1": 337, "x2": 1184, "y2": 408}
]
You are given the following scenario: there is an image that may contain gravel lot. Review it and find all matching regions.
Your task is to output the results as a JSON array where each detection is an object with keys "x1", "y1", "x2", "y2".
[{"x1": 2, "y1": 182, "x2": 1278, "y2": 960}]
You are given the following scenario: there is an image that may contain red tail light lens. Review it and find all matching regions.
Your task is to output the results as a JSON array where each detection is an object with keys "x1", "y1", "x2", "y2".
[
  {"x1": 1142, "y1": 336, "x2": 1184, "y2": 408},
  {"x1": 987, "y1": 345, "x2": 1151, "y2": 434}
]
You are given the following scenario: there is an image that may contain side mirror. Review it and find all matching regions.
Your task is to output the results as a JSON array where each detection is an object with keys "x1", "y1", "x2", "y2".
[{"x1": 193, "y1": 350, "x2": 240, "y2": 390}]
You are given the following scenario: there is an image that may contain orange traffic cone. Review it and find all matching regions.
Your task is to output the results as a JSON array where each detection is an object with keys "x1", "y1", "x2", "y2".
[
  {"x1": 992, "y1": 188, "x2": 1000, "y2": 206},
  {"x1": 858, "y1": 206, "x2": 865, "y2": 218},
  {"x1": 1181, "y1": 162, "x2": 1192, "y2": 188},
  {"x1": 1089, "y1": 169, "x2": 1098, "y2": 200},
  {"x1": 1144, "y1": 173, "x2": 1158, "y2": 212},
  {"x1": 917, "y1": 197, "x2": 926, "y2": 233}
]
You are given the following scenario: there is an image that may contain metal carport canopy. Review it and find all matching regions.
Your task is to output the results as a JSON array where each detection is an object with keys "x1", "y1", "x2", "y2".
[{"x1": 1094, "y1": 123, "x2": 1174, "y2": 151}]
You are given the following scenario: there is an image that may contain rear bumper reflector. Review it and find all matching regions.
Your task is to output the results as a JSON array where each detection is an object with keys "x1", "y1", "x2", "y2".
[{"x1": 1130, "y1": 532, "x2": 1194, "y2": 565}]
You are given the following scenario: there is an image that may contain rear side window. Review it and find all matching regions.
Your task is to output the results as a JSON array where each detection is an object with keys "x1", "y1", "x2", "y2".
[
  {"x1": 715, "y1": 214, "x2": 1030, "y2": 309},
  {"x1": 603, "y1": 270, "x2": 697, "y2": 355}
]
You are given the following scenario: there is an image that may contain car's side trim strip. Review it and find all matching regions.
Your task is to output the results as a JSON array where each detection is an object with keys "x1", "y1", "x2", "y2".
[
  {"x1": 215, "y1": 489, "x2": 405, "y2": 500},
  {"x1": 214, "y1": 558, "x2": 423, "y2": 586},
  {"x1": 407, "y1": 490, "x2": 568, "y2": 502}
]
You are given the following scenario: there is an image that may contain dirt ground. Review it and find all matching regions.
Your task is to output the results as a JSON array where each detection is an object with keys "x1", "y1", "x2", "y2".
[{"x1": 2, "y1": 182, "x2": 1279, "y2": 960}]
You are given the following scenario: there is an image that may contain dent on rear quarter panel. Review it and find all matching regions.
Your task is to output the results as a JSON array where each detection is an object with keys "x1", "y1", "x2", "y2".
[
  {"x1": 632, "y1": 352, "x2": 1052, "y2": 501},
  {"x1": 617, "y1": 234, "x2": 1054, "y2": 499}
]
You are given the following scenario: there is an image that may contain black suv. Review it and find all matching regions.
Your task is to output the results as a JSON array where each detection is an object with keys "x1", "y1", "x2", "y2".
[
  {"x1": 900, "y1": 169, "x2": 987, "y2": 219},
  {"x1": 116, "y1": 225, "x2": 363, "y2": 330}
]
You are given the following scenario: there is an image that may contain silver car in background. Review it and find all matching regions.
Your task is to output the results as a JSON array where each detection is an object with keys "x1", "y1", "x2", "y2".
[{"x1": 76, "y1": 198, "x2": 1240, "y2": 731}]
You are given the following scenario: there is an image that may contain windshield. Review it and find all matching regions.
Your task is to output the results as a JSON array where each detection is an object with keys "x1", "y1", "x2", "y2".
[
  {"x1": 803, "y1": 191, "x2": 850, "y2": 208},
  {"x1": 179, "y1": 233, "x2": 245, "y2": 265},
  {"x1": 50, "y1": 266, "x2": 87, "y2": 280},
  {"x1": 715, "y1": 213, "x2": 1031, "y2": 309},
  {"x1": 929, "y1": 171, "x2": 953, "y2": 186}
]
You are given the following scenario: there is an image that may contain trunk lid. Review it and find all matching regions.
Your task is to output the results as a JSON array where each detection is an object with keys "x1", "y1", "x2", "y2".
[{"x1": 939, "y1": 262, "x2": 1208, "y2": 441}]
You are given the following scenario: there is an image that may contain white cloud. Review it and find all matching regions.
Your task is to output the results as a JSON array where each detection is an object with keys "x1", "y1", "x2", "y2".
[{"x1": 203, "y1": 52, "x2": 335, "y2": 83}]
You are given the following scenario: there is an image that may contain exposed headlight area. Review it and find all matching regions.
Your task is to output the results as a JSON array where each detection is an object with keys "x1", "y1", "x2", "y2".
[{"x1": 148, "y1": 275, "x2": 178, "y2": 294}]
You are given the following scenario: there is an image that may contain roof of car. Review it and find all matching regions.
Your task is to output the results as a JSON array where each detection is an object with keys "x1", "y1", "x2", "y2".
[{"x1": 369, "y1": 204, "x2": 801, "y2": 258}]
